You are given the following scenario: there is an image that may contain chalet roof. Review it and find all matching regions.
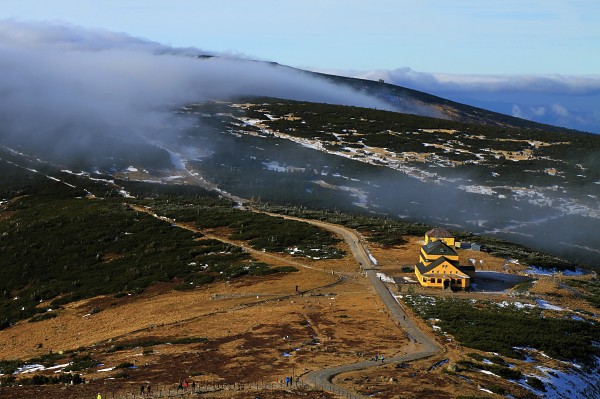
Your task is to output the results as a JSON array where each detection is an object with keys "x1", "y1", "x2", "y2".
[
  {"x1": 425, "y1": 227, "x2": 453, "y2": 239},
  {"x1": 421, "y1": 240, "x2": 457, "y2": 257},
  {"x1": 416, "y1": 256, "x2": 463, "y2": 276}
]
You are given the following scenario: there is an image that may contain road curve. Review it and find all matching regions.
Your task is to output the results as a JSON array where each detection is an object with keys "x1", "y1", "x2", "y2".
[
  {"x1": 266, "y1": 212, "x2": 442, "y2": 398},
  {"x1": 136, "y1": 160, "x2": 443, "y2": 398}
]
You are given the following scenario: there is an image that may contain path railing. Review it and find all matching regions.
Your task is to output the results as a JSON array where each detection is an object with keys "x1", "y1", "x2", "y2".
[{"x1": 94, "y1": 378, "x2": 324, "y2": 399}]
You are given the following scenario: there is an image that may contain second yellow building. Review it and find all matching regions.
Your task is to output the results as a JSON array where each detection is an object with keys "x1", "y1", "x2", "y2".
[{"x1": 415, "y1": 228, "x2": 475, "y2": 290}]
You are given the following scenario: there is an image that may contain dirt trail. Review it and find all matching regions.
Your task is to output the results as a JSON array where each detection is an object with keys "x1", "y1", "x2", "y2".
[
  {"x1": 128, "y1": 204, "x2": 344, "y2": 276},
  {"x1": 128, "y1": 200, "x2": 440, "y2": 398},
  {"x1": 130, "y1": 162, "x2": 443, "y2": 398},
  {"x1": 250, "y1": 208, "x2": 442, "y2": 398}
]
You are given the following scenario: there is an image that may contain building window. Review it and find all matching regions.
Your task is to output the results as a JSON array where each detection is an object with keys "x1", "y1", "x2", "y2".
[
  {"x1": 423, "y1": 277, "x2": 427, "y2": 283},
  {"x1": 437, "y1": 278, "x2": 442, "y2": 284}
]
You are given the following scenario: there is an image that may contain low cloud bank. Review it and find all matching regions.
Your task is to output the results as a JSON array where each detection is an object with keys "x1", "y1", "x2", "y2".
[
  {"x1": 320, "y1": 67, "x2": 600, "y2": 133},
  {"x1": 0, "y1": 20, "x2": 394, "y2": 159}
]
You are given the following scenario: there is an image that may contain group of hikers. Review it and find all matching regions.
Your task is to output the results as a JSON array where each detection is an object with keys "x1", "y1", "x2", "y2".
[
  {"x1": 139, "y1": 384, "x2": 152, "y2": 396},
  {"x1": 372, "y1": 354, "x2": 385, "y2": 363},
  {"x1": 95, "y1": 380, "x2": 194, "y2": 399},
  {"x1": 96, "y1": 376, "x2": 300, "y2": 399},
  {"x1": 284, "y1": 376, "x2": 299, "y2": 387},
  {"x1": 176, "y1": 379, "x2": 196, "y2": 391}
]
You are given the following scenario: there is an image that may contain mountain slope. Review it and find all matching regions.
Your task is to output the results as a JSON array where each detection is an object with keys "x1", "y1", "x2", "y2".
[
  {"x1": 1, "y1": 61, "x2": 599, "y2": 266},
  {"x1": 310, "y1": 70, "x2": 587, "y2": 133}
]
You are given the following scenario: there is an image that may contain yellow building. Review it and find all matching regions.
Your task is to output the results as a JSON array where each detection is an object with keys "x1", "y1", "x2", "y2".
[
  {"x1": 424, "y1": 227, "x2": 455, "y2": 247},
  {"x1": 415, "y1": 230, "x2": 474, "y2": 290},
  {"x1": 419, "y1": 240, "x2": 459, "y2": 265}
]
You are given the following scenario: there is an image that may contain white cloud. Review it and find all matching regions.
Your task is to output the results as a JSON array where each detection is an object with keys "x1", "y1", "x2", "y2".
[
  {"x1": 0, "y1": 20, "x2": 398, "y2": 159},
  {"x1": 551, "y1": 104, "x2": 569, "y2": 118},
  {"x1": 512, "y1": 105, "x2": 524, "y2": 119}
]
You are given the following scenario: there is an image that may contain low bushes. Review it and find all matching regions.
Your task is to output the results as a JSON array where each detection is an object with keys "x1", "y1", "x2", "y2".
[{"x1": 405, "y1": 296, "x2": 600, "y2": 367}]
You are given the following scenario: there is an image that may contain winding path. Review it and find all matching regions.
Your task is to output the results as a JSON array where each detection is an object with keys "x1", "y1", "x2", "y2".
[
  {"x1": 131, "y1": 161, "x2": 443, "y2": 398},
  {"x1": 266, "y1": 213, "x2": 442, "y2": 398}
]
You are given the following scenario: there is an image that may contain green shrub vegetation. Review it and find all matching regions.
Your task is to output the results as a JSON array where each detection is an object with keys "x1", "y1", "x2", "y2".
[
  {"x1": 0, "y1": 359, "x2": 23, "y2": 375},
  {"x1": 0, "y1": 195, "x2": 243, "y2": 329},
  {"x1": 201, "y1": 98, "x2": 600, "y2": 193},
  {"x1": 565, "y1": 279, "x2": 600, "y2": 309},
  {"x1": 404, "y1": 296, "x2": 600, "y2": 367},
  {"x1": 180, "y1": 99, "x2": 596, "y2": 269},
  {"x1": 466, "y1": 352, "x2": 484, "y2": 362},
  {"x1": 106, "y1": 336, "x2": 208, "y2": 353},
  {"x1": 0, "y1": 166, "x2": 305, "y2": 329},
  {"x1": 128, "y1": 194, "x2": 345, "y2": 259},
  {"x1": 255, "y1": 204, "x2": 430, "y2": 246},
  {"x1": 259, "y1": 204, "x2": 576, "y2": 270},
  {"x1": 63, "y1": 355, "x2": 99, "y2": 372},
  {"x1": 4, "y1": 373, "x2": 84, "y2": 386},
  {"x1": 456, "y1": 360, "x2": 521, "y2": 380},
  {"x1": 527, "y1": 376, "x2": 546, "y2": 392}
]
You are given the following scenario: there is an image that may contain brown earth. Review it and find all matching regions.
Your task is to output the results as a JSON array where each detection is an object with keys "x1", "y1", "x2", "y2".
[
  {"x1": 0, "y1": 229, "x2": 408, "y2": 399},
  {"x1": 1, "y1": 208, "x2": 596, "y2": 399}
]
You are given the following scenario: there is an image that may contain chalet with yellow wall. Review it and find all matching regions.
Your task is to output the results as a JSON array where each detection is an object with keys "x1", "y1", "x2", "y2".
[
  {"x1": 424, "y1": 227, "x2": 455, "y2": 247},
  {"x1": 415, "y1": 228, "x2": 475, "y2": 290}
]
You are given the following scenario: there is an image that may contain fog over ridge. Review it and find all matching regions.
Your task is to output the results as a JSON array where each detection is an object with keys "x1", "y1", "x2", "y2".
[
  {"x1": 0, "y1": 20, "x2": 397, "y2": 158},
  {"x1": 1, "y1": 21, "x2": 599, "y2": 266}
]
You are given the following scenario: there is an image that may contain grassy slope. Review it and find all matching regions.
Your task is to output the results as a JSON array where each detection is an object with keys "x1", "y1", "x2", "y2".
[{"x1": 0, "y1": 156, "x2": 344, "y2": 329}]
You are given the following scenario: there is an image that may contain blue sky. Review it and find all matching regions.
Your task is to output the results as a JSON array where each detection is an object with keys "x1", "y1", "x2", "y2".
[
  {"x1": 3, "y1": 0, "x2": 599, "y2": 74},
  {"x1": 2, "y1": 1, "x2": 599, "y2": 132}
]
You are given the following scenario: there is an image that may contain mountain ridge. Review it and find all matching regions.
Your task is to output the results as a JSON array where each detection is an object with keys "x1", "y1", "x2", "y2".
[{"x1": 310, "y1": 69, "x2": 591, "y2": 134}]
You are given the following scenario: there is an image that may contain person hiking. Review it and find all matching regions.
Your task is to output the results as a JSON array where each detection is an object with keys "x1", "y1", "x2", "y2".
[
  {"x1": 191, "y1": 381, "x2": 196, "y2": 391},
  {"x1": 177, "y1": 380, "x2": 183, "y2": 391},
  {"x1": 140, "y1": 385, "x2": 145, "y2": 395},
  {"x1": 147, "y1": 384, "x2": 151, "y2": 396}
]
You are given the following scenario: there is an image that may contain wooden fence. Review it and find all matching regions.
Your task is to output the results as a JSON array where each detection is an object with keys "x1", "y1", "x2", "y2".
[{"x1": 95, "y1": 378, "x2": 317, "y2": 399}]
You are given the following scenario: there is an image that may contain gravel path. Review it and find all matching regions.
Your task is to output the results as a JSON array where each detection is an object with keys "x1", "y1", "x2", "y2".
[
  {"x1": 143, "y1": 164, "x2": 443, "y2": 398},
  {"x1": 291, "y1": 218, "x2": 441, "y2": 398}
]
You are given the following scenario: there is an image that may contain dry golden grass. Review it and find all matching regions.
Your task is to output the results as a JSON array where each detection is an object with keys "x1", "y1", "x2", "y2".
[
  {"x1": 1, "y1": 229, "x2": 596, "y2": 399},
  {"x1": 0, "y1": 245, "x2": 410, "y2": 396},
  {"x1": 369, "y1": 236, "x2": 526, "y2": 274}
]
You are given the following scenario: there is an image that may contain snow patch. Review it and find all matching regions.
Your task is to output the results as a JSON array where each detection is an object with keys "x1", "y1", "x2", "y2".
[
  {"x1": 368, "y1": 253, "x2": 378, "y2": 266},
  {"x1": 525, "y1": 266, "x2": 585, "y2": 277},
  {"x1": 535, "y1": 299, "x2": 564, "y2": 311},
  {"x1": 376, "y1": 272, "x2": 394, "y2": 283},
  {"x1": 262, "y1": 161, "x2": 287, "y2": 172},
  {"x1": 119, "y1": 189, "x2": 134, "y2": 199},
  {"x1": 458, "y1": 184, "x2": 496, "y2": 195},
  {"x1": 531, "y1": 362, "x2": 600, "y2": 399}
]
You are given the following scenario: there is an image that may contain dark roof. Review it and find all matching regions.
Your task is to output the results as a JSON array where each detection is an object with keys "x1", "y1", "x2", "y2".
[
  {"x1": 426, "y1": 227, "x2": 453, "y2": 238},
  {"x1": 422, "y1": 240, "x2": 458, "y2": 257},
  {"x1": 416, "y1": 256, "x2": 460, "y2": 275},
  {"x1": 415, "y1": 262, "x2": 431, "y2": 275}
]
